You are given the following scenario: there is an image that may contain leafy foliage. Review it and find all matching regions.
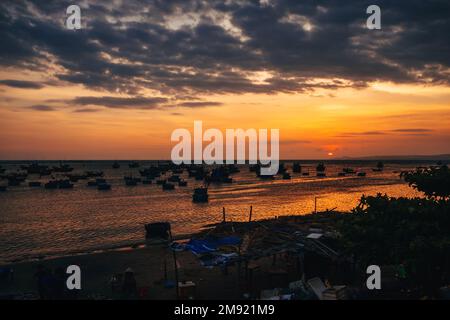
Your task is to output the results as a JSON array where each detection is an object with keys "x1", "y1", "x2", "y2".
[
  {"x1": 339, "y1": 194, "x2": 450, "y2": 290},
  {"x1": 401, "y1": 165, "x2": 450, "y2": 200}
]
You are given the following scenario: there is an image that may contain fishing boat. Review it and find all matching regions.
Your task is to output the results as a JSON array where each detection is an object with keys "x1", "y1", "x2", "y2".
[
  {"x1": 85, "y1": 171, "x2": 104, "y2": 178},
  {"x1": 316, "y1": 163, "x2": 326, "y2": 172},
  {"x1": 207, "y1": 167, "x2": 233, "y2": 183},
  {"x1": 142, "y1": 179, "x2": 152, "y2": 185},
  {"x1": 125, "y1": 176, "x2": 139, "y2": 186},
  {"x1": 139, "y1": 166, "x2": 160, "y2": 177},
  {"x1": 195, "y1": 171, "x2": 207, "y2": 181},
  {"x1": 193, "y1": 187, "x2": 208, "y2": 203},
  {"x1": 7, "y1": 172, "x2": 27, "y2": 186},
  {"x1": 87, "y1": 180, "x2": 97, "y2": 187},
  {"x1": 145, "y1": 222, "x2": 171, "y2": 240},
  {"x1": 112, "y1": 161, "x2": 120, "y2": 169},
  {"x1": 35, "y1": 167, "x2": 50, "y2": 176},
  {"x1": 293, "y1": 162, "x2": 302, "y2": 173},
  {"x1": 178, "y1": 180, "x2": 188, "y2": 187},
  {"x1": 227, "y1": 164, "x2": 240, "y2": 174},
  {"x1": 67, "y1": 175, "x2": 79, "y2": 182},
  {"x1": 258, "y1": 174, "x2": 274, "y2": 180},
  {"x1": 97, "y1": 183, "x2": 111, "y2": 190},
  {"x1": 125, "y1": 179, "x2": 138, "y2": 186},
  {"x1": 172, "y1": 168, "x2": 184, "y2": 174},
  {"x1": 357, "y1": 172, "x2": 367, "y2": 177},
  {"x1": 162, "y1": 182, "x2": 175, "y2": 190},
  {"x1": 52, "y1": 162, "x2": 74, "y2": 173},
  {"x1": 58, "y1": 179, "x2": 74, "y2": 189},
  {"x1": 96, "y1": 178, "x2": 106, "y2": 185},
  {"x1": 222, "y1": 177, "x2": 233, "y2": 183},
  {"x1": 129, "y1": 161, "x2": 140, "y2": 168},
  {"x1": 66, "y1": 173, "x2": 88, "y2": 182},
  {"x1": 45, "y1": 180, "x2": 59, "y2": 189},
  {"x1": 8, "y1": 178, "x2": 22, "y2": 186},
  {"x1": 156, "y1": 179, "x2": 166, "y2": 185},
  {"x1": 376, "y1": 161, "x2": 384, "y2": 170},
  {"x1": 283, "y1": 172, "x2": 291, "y2": 179},
  {"x1": 21, "y1": 162, "x2": 49, "y2": 174},
  {"x1": 316, "y1": 163, "x2": 326, "y2": 177},
  {"x1": 168, "y1": 175, "x2": 180, "y2": 182}
]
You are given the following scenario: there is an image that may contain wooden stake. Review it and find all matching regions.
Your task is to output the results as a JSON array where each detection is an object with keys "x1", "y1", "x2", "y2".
[
  {"x1": 168, "y1": 226, "x2": 179, "y2": 299},
  {"x1": 248, "y1": 206, "x2": 253, "y2": 222},
  {"x1": 314, "y1": 197, "x2": 317, "y2": 214},
  {"x1": 222, "y1": 207, "x2": 226, "y2": 222}
]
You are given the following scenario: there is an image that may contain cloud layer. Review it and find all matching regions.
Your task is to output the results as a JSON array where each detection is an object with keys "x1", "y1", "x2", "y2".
[{"x1": 0, "y1": 0, "x2": 449, "y2": 105}]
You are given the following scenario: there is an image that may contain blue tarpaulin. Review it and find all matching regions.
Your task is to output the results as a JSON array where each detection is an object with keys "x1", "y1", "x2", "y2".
[{"x1": 185, "y1": 236, "x2": 241, "y2": 255}]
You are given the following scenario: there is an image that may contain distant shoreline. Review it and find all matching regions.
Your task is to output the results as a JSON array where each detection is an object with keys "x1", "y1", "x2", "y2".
[{"x1": 0, "y1": 157, "x2": 447, "y2": 162}]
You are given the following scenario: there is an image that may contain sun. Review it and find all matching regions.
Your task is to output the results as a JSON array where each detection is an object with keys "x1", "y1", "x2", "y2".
[{"x1": 328, "y1": 152, "x2": 334, "y2": 156}]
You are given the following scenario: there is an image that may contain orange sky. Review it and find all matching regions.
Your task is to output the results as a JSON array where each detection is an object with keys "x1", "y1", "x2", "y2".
[
  {"x1": 1, "y1": 1, "x2": 449, "y2": 160},
  {"x1": 1, "y1": 79, "x2": 449, "y2": 160}
]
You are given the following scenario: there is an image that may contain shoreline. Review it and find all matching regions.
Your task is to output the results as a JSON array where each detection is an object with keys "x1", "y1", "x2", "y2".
[
  {"x1": 0, "y1": 212, "x2": 345, "y2": 300},
  {"x1": 1, "y1": 207, "x2": 344, "y2": 267},
  {"x1": 0, "y1": 232, "x2": 196, "y2": 268}
]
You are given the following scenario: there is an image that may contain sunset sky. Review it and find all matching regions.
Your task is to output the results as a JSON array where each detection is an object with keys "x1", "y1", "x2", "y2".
[{"x1": 1, "y1": 0, "x2": 449, "y2": 160}]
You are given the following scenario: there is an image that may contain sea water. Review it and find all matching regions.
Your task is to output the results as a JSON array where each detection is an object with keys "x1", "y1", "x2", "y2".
[{"x1": 0, "y1": 160, "x2": 425, "y2": 264}]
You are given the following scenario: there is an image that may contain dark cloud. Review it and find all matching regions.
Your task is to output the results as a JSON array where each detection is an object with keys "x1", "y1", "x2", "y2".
[
  {"x1": 390, "y1": 128, "x2": 434, "y2": 133},
  {"x1": 336, "y1": 131, "x2": 386, "y2": 137},
  {"x1": 73, "y1": 108, "x2": 101, "y2": 113},
  {"x1": 28, "y1": 105, "x2": 55, "y2": 111},
  {"x1": 71, "y1": 96, "x2": 168, "y2": 109},
  {"x1": 0, "y1": 80, "x2": 44, "y2": 89},
  {"x1": 337, "y1": 128, "x2": 435, "y2": 137},
  {"x1": 177, "y1": 101, "x2": 223, "y2": 108},
  {"x1": 65, "y1": 96, "x2": 223, "y2": 110},
  {"x1": 0, "y1": 0, "x2": 448, "y2": 97}
]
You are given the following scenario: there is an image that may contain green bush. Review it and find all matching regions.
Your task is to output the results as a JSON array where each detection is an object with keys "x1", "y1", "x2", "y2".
[
  {"x1": 401, "y1": 165, "x2": 450, "y2": 200},
  {"x1": 338, "y1": 165, "x2": 450, "y2": 292}
]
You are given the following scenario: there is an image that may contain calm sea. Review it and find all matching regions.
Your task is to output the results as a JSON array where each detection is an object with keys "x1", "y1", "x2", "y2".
[{"x1": 0, "y1": 160, "x2": 427, "y2": 265}]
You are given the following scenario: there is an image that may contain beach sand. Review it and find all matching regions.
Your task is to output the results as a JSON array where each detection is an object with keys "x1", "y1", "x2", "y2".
[
  {"x1": 1, "y1": 214, "x2": 347, "y2": 300},
  {"x1": 0, "y1": 243, "x2": 249, "y2": 299},
  {"x1": 1, "y1": 241, "x2": 311, "y2": 300}
]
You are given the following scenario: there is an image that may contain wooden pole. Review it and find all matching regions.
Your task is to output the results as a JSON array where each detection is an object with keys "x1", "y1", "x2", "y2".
[
  {"x1": 222, "y1": 207, "x2": 226, "y2": 222},
  {"x1": 168, "y1": 226, "x2": 179, "y2": 299},
  {"x1": 314, "y1": 197, "x2": 317, "y2": 214},
  {"x1": 248, "y1": 206, "x2": 253, "y2": 222}
]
